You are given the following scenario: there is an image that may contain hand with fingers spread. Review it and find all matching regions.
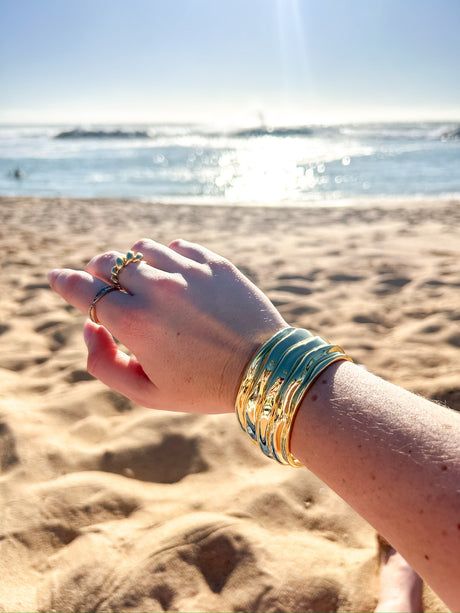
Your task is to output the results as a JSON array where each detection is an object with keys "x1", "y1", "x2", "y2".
[{"x1": 48, "y1": 238, "x2": 287, "y2": 414}]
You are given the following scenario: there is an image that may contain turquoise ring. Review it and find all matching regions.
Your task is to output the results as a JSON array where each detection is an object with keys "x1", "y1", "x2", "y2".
[{"x1": 111, "y1": 251, "x2": 144, "y2": 287}]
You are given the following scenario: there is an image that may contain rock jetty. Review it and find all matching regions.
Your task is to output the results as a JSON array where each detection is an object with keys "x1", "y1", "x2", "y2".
[{"x1": 55, "y1": 128, "x2": 150, "y2": 139}]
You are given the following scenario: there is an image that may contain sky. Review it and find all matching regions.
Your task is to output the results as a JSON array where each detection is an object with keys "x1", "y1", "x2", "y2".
[{"x1": 0, "y1": 0, "x2": 459, "y2": 125}]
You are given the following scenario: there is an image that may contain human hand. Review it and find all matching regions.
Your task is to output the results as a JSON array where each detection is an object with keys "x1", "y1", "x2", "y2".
[{"x1": 48, "y1": 239, "x2": 287, "y2": 414}]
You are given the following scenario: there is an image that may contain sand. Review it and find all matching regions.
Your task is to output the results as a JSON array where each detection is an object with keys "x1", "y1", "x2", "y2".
[{"x1": 1, "y1": 195, "x2": 458, "y2": 612}]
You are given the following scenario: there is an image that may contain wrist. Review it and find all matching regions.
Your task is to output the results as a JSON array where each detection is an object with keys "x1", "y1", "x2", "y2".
[
  {"x1": 289, "y1": 360, "x2": 355, "y2": 465},
  {"x1": 233, "y1": 327, "x2": 353, "y2": 466}
]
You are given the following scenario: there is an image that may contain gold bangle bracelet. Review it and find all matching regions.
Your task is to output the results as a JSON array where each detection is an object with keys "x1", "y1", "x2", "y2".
[
  {"x1": 235, "y1": 327, "x2": 296, "y2": 433},
  {"x1": 245, "y1": 328, "x2": 312, "y2": 442},
  {"x1": 235, "y1": 327, "x2": 353, "y2": 467}
]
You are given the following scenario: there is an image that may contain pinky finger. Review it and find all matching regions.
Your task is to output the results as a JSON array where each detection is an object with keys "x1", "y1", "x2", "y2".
[{"x1": 84, "y1": 320, "x2": 158, "y2": 408}]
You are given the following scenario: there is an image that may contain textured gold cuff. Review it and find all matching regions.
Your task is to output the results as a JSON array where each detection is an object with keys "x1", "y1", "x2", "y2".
[{"x1": 235, "y1": 327, "x2": 353, "y2": 467}]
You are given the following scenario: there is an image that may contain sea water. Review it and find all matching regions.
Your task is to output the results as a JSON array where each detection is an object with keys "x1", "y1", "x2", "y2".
[{"x1": 0, "y1": 122, "x2": 459, "y2": 206}]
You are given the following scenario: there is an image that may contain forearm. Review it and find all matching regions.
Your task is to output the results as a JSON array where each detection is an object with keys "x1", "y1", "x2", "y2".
[{"x1": 290, "y1": 360, "x2": 460, "y2": 610}]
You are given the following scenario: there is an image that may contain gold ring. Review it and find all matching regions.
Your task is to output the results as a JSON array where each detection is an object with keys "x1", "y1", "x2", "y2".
[
  {"x1": 89, "y1": 285, "x2": 121, "y2": 325},
  {"x1": 111, "y1": 251, "x2": 144, "y2": 287}
]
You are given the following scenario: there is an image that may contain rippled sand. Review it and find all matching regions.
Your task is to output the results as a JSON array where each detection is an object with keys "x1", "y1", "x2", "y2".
[{"x1": 1, "y1": 196, "x2": 457, "y2": 612}]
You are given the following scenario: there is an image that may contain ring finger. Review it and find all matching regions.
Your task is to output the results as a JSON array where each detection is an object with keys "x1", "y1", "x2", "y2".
[{"x1": 85, "y1": 249, "x2": 150, "y2": 294}]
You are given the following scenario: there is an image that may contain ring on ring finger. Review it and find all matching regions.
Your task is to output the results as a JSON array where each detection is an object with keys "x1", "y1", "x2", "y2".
[{"x1": 111, "y1": 250, "x2": 144, "y2": 288}]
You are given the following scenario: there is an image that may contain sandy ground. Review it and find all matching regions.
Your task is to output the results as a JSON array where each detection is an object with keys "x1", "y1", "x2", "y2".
[{"x1": 1, "y1": 196, "x2": 458, "y2": 612}]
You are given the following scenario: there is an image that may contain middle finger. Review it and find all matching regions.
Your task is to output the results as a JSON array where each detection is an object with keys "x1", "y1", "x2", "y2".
[{"x1": 85, "y1": 250, "x2": 154, "y2": 294}]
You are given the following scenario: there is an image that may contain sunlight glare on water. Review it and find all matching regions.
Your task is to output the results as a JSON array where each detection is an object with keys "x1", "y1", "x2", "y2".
[
  {"x1": 214, "y1": 136, "x2": 373, "y2": 203},
  {"x1": 218, "y1": 139, "x2": 303, "y2": 202}
]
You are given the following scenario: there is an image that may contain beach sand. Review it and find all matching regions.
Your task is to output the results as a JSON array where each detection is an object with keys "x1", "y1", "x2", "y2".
[{"x1": 1, "y1": 196, "x2": 458, "y2": 612}]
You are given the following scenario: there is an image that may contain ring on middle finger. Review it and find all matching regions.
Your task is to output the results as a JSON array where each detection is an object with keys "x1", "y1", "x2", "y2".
[{"x1": 111, "y1": 250, "x2": 144, "y2": 288}]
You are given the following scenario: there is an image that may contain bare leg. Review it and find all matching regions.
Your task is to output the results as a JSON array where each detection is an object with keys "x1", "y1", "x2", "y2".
[{"x1": 375, "y1": 547, "x2": 424, "y2": 613}]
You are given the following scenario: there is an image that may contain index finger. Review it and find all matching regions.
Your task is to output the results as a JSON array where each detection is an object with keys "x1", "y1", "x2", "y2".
[{"x1": 48, "y1": 268, "x2": 132, "y2": 325}]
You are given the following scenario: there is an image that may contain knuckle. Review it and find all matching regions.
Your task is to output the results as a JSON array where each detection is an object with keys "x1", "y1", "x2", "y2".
[
  {"x1": 100, "y1": 250, "x2": 120, "y2": 264},
  {"x1": 208, "y1": 255, "x2": 235, "y2": 275},
  {"x1": 131, "y1": 238, "x2": 152, "y2": 252},
  {"x1": 62, "y1": 271, "x2": 83, "y2": 295},
  {"x1": 184, "y1": 262, "x2": 209, "y2": 282},
  {"x1": 88, "y1": 250, "x2": 118, "y2": 268},
  {"x1": 168, "y1": 238, "x2": 183, "y2": 250}
]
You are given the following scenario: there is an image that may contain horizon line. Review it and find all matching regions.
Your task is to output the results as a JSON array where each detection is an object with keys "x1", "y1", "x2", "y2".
[{"x1": 1, "y1": 117, "x2": 460, "y2": 127}]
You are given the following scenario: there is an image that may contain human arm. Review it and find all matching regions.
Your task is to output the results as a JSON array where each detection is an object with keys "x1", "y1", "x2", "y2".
[
  {"x1": 290, "y1": 360, "x2": 460, "y2": 610},
  {"x1": 48, "y1": 238, "x2": 460, "y2": 610}
]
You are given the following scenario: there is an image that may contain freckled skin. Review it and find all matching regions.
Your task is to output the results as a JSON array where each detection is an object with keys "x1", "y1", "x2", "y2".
[{"x1": 290, "y1": 361, "x2": 460, "y2": 610}]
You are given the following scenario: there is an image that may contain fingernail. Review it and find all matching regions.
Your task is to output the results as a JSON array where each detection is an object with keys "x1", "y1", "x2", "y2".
[
  {"x1": 48, "y1": 269, "x2": 63, "y2": 290},
  {"x1": 48, "y1": 269, "x2": 57, "y2": 287}
]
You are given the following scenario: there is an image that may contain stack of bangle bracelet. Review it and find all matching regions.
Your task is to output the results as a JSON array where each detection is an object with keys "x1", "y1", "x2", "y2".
[{"x1": 235, "y1": 327, "x2": 353, "y2": 467}]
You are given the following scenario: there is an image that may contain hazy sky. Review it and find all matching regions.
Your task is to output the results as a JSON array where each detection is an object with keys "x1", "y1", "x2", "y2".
[{"x1": 1, "y1": 0, "x2": 459, "y2": 124}]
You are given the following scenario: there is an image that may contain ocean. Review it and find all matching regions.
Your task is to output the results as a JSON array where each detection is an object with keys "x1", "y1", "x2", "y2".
[{"x1": 1, "y1": 122, "x2": 459, "y2": 206}]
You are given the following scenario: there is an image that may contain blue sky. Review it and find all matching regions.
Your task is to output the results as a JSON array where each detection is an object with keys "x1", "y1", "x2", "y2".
[{"x1": 0, "y1": 0, "x2": 459, "y2": 124}]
